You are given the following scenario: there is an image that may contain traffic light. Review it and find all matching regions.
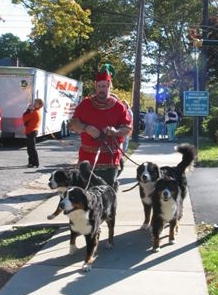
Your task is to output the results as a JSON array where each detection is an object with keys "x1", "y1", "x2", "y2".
[{"x1": 188, "y1": 27, "x2": 218, "y2": 47}]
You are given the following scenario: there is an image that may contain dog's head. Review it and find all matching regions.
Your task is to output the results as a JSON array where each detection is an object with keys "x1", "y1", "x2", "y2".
[
  {"x1": 137, "y1": 162, "x2": 160, "y2": 183},
  {"x1": 48, "y1": 170, "x2": 69, "y2": 190},
  {"x1": 153, "y1": 177, "x2": 179, "y2": 203},
  {"x1": 48, "y1": 169, "x2": 80, "y2": 190},
  {"x1": 60, "y1": 187, "x2": 88, "y2": 215}
]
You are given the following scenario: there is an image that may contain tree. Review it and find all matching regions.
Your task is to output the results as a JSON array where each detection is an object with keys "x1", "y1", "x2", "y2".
[
  {"x1": 0, "y1": 33, "x2": 33, "y2": 65},
  {"x1": 12, "y1": 0, "x2": 93, "y2": 44},
  {"x1": 12, "y1": 0, "x2": 137, "y2": 94},
  {"x1": 206, "y1": 16, "x2": 218, "y2": 84},
  {"x1": 143, "y1": 0, "x2": 202, "y2": 101}
]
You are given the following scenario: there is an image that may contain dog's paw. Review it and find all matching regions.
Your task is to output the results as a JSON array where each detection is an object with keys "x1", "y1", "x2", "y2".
[
  {"x1": 105, "y1": 241, "x2": 113, "y2": 249},
  {"x1": 69, "y1": 244, "x2": 77, "y2": 255},
  {"x1": 82, "y1": 263, "x2": 92, "y2": 272},
  {"x1": 47, "y1": 214, "x2": 55, "y2": 220},
  {"x1": 140, "y1": 223, "x2": 150, "y2": 230},
  {"x1": 152, "y1": 247, "x2": 160, "y2": 253},
  {"x1": 169, "y1": 239, "x2": 176, "y2": 245}
]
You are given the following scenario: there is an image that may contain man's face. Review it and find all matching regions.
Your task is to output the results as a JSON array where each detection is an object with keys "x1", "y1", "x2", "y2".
[{"x1": 95, "y1": 80, "x2": 110, "y2": 99}]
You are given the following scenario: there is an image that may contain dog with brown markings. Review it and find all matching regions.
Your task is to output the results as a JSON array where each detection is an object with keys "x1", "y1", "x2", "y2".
[
  {"x1": 150, "y1": 143, "x2": 195, "y2": 252},
  {"x1": 60, "y1": 184, "x2": 116, "y2": 271},
  {"x1": 136, "y1": 144, "x2": 195, "y2": 236},
  {"x1": 47, "y1": 161, "x2": 107, "y2": 220}
]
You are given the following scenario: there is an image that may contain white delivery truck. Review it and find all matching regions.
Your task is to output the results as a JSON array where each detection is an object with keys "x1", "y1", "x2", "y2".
[{"x1": 0, "y1": 66, "x2": 83, "y2": 138}]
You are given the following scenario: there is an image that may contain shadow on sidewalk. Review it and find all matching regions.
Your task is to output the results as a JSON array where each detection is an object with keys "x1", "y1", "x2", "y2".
[{"x1": 9, "y1": 226, "x2": 200, "y2": 295}]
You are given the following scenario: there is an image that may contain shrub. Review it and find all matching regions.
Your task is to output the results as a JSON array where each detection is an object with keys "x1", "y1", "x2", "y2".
[
  {"x1": 202, "y1": 107, "x2": 218, "y2": 143},
  {"x1": 175, "y1": 117, "x2": 192, "y2": 136}
]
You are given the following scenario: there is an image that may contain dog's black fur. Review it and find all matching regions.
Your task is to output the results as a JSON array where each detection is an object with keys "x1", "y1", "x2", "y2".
[
  {"x1": 151, "y1": 143, "x2": 195, "y2": 252},
  {"x1": 136, "y1": 161, "x2": 160, "y2": 229},
  {"x1": 47, "y1": 161, "x2": 107, "y2": 220},
  {"x1": 136, "y1": 144, "x2": 195, "y2": 231},
  {"x1": 60, "y1": 184, "x2": 116, "y2": 271}
]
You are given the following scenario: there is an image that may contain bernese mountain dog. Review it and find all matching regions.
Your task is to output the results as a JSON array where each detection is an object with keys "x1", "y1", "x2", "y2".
[
  {"x1": 60, "y1": 184, "x2": 116, "y2": 271},
  {"x1": 47, "y1": 161, "x2": 107, "y2": 220},
  {"x1": 136, "y1": 144, "x2": 195, "y2": 232},
  {"x1": 136, "y1": 162, "x2": 160, "y2": 229},
  {"x1": 151, "y1": 143, "x2": 195, "y2": 252}
]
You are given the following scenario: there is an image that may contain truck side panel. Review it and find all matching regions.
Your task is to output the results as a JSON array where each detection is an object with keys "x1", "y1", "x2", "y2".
[
  {"x1": 0, "y1": 67, "x2": 83, "y2": 139},
  {"x1": 44, "y1": 73, "x2": 82, "y2": 135},
  {"x1": 0, "y1": 74, "x2": 33, "y2": 138}
]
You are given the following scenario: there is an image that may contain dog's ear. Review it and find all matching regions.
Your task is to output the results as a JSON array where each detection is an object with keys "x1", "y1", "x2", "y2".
[
  {"x1": 152, "y1": 163, "x2": 160, "y2": 180},
  {"x1": 56, "y1": 170, "x2": 70, "y2": 185},
  {"x1": 69, "y1": 170, "x2": 80, "y2": 185},
  {"x1": 136, "y1": 163, "x2": 145, "y2": 180}
]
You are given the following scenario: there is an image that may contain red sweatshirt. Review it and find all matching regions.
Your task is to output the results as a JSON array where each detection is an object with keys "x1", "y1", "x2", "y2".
[
  {"x1": 22, "y1": 109, "x2": 42, "y2": 135},
  {"x1": 73, "y1": 96, "x2": 131, "y2": 168}
]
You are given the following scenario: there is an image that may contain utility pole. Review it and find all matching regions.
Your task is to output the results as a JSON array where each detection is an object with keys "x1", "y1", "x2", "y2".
[
  {"x1": 132, "y1": 0, "x2": 144, "y2": 141},
  {"x1": 155, "y1": 45, "x2": 161, "y2": 114}
]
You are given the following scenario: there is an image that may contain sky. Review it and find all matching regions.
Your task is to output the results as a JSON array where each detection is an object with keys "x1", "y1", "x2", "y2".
[{"x1": 0, "y1": 0, "x2": 32, "y2": 41}]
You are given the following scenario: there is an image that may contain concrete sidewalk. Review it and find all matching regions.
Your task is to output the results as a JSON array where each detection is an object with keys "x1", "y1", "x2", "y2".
[{"x1": 0, "y1": 141, "x2": 209, "y2": 295}]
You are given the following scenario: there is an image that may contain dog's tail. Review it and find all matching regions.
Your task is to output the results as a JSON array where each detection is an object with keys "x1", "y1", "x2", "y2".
[
  {"x1": 175, "y1": 143, "x2": 195, "y2": 173},
  {"x1": 79, "y1": 160, "x2": 107, "y2": 186},
  {"x1": 79, "y1": 160, "x2": 92, "y2": 179}
]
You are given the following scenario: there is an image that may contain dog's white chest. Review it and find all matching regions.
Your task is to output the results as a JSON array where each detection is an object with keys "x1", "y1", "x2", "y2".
[
  {"x1": 141, "y1": 182, "x2": 154, "y2": 204},
  {"x1": 160, "y1": 199, "x2": 177, "y2": 222},
  {"x1": 69, "y1": 209, "x2": 92, "y2": 235}
]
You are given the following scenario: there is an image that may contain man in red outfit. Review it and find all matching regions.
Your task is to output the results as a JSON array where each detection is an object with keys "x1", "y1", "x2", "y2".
[
  {"x1": 23, "y1": 98, "x2": 43, "y2": 168},
  {"x1": 69, "y1": 65, "x2": 132, "y2": 189}
]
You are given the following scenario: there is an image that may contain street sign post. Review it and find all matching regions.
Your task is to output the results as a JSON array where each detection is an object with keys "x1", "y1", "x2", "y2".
[{"x1": 183, "y1": 91, "x2": 209, "y2": 117}]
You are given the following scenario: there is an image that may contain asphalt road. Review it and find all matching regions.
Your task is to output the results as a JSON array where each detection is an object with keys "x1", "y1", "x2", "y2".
[
  {"x1": 187, "y1": 168, "x2": 218, "y2": 225},
  {"x1": 0, "y1": 134, "x2": 80, "y2": 199},
  {"x1": 0, "y1": 134, "x2": 217, "y2": 225}
]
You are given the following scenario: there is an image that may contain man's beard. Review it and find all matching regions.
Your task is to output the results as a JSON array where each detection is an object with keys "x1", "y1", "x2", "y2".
[{"x1": 97, "y1": 91, "x2": 108, "y2": 100}]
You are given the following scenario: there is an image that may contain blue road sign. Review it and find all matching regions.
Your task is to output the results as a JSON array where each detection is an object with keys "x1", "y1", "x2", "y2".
[{"x1": 183, "y1": 91, "x2": 209, "y2": 116}]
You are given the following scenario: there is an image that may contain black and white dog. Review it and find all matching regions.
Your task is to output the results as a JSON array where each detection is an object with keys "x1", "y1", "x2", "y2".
[
  {"x1": 136, "y1": 162, "x2": 160, "y2": 229},
  {"x1": 47, "y1": 161, "x2": 107, "y2": 220},
  {"x1": 60, "y1": 184, "x2": 117, "y2": 271},
  {"x1": 136, "y1": 144, "x2": 195, "y2": 231},
  {"x1": 151, "y1": 143, "x2": 195, "y2": 252}
]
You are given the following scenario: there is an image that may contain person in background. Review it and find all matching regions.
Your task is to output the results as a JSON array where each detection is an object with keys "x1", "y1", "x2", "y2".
[
  {"x1": 154, "y1": 110, "x2": 165, "y2": 140},
  {"x1": 165, "y1": 103, "x2": 178, "y2": 142},
  {"x1": 22, "y1": 98, "x2": 44, "y2": 168},
  {"x1": 144, "y1": 107, "x2": 157, "y2": 140},
  {"x1": 117, "y1": 100, "x2": 133, "y2": 177},
  {"x1": 122, "y1": 100, "x2": 133, "y2": 152},
  {"x1": 68, "y1": 64, "x2": 132, "y2": 190}
]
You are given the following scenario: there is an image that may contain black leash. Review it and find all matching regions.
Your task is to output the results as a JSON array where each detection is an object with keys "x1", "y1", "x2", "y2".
[
  {"x1": 111, "y1": 136, "x2": 140, "y2": 166},
  {"x1": 94, "y1": 133, "x2": 141, "y2": 193},
  {"x1": 122, "y1": 182, "x2": 139, "y2": 192}
]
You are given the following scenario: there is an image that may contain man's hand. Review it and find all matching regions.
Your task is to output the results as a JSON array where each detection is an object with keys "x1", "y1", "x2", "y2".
[
  {"x1": 103, "y1": 126, "x2": 119, "y2": 137},
  {"x1": 85, "y1": 125, "x2": 101, "y2": 139}
]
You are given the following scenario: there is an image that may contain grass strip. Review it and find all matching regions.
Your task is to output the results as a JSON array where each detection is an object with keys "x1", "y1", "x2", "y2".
[
  {"x1": 198, "y1": 141, "x2": 218, "y2": 167},
  {"x1": 197, "y1": 224, "x2": 218, "y2": 295},
  {"x1": 0, "y1": 226, "x2": 56, "y2": 290}
]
